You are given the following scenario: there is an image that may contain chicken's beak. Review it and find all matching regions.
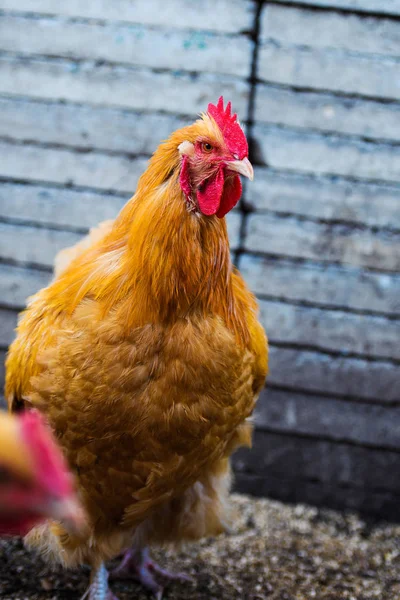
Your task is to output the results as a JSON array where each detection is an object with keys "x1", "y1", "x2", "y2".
[
  {"x1": 226, "y1": 157, "x2": 254, "y2": 181},
  {"x1": 47, "y1": 495, "x2": 87, "y2": 534}
]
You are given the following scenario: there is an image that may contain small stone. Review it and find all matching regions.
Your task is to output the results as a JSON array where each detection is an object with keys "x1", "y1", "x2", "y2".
[{"x1": 40, "y1": 578, "x2": 52, "y2": 591}]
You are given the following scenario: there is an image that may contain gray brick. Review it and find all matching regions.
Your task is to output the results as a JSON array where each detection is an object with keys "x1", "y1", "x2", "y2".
[
  {"x1": 256, "y1": 388, "x2": 400, "y2": 450},
  {"x1": 0, "y1": 140, "x2": 147, "y2": 193},
  {"x1": 235, "y1": 445, "x2": 400, "y2": 518},
  {"x1": 259, "y1": 299, "x2": 400, "y2": 360},
  {"x1": 0, "y1": 0, "x2": 254, "y2": 33},
  {"x1": 0, "y1": 351, "x2": 5, "y2": 393},
  {"x1": 0, "y1": 97, "x2": 188, "y2": 155},
  {"x1": 246, "y1": 169, "x2": 400, "y2": 229},
  {"x1": 0, "y1": 264, "x2": 50, "y2": 310},
  {"x1": 255, "y1": 85, "x2": 400, "y2": 142},
  {"x1": 261, "y1": 5, "x2": 400, "y2": 57},
  {"x1": 0, "y1": 183, "x2": 129, "y2": 230},
  {"x1": 0, "y1": 15, "x2": 252, "y2": 78},
  {"x1": 268, "y1": 346, "x2": 400, "y2": 403},
  {"x1": 239, "y1": 254, "x2": 400, "y2": 316},
  {"x1": 0, "y1": 56, "x2": 249, "y2": 116},
  {"x1": 258, "y1": 44, "x2": 400, "y2": 100},
  {"x1": 0, "y1": 309, "x2": 17, "y2": 348},
  {"x1": 226, "y1": 213, "x2": 241, "y2": 251},
  {"x1": 245, "y1": 213, "x2": 400, "y2": 272},
  {"x1": 0, "y1": 223, "x2": 83, "y2": 269},
  {"x1": 267, "y1": 0, "x2": 400, "y2": 17},
  {"x1": 253, "y1": 125, "x2": 400, "y2": 183},
  {"x1": 235, "y1": 430, "x2": 400, "y2": 495}
]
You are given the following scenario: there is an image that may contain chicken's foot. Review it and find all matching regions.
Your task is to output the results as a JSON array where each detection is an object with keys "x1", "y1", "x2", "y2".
[
  {"x1": 110, "y1": 547, "x2": 192, "y2": 599},
  {"x1": 81, "y1": 562, "x2": 118, "y2": 600}
]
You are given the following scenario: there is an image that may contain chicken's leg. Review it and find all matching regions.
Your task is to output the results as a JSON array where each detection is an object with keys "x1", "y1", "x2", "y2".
[
  {"x1": 82, "y1": 562, "x2": 118, "y2": 600},
  {"x1": 110, "y1": 547, "x2": 192, "y2": 599}
]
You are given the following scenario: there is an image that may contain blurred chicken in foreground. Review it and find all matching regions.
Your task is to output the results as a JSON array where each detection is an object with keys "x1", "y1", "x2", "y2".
[
  {"x1": 0, "y1": 410, "x2": 85, "y2": 536},
  {"x1": 6, "y1": 97, "x2": 268, "y2": 599}
]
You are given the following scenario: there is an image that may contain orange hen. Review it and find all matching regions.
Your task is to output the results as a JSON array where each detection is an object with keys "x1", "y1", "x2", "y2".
[{"x1": 5, "y1": 97, "x2": 268, "y2": 600}]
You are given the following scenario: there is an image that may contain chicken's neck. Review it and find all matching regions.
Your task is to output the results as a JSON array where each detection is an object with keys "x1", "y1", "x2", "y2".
[
  {"x1": 115, "y1": 171, "x2": 235, "y2": 325},
  {"x1": 49, "y1": 139, "x2": 247, "y2": 342}
]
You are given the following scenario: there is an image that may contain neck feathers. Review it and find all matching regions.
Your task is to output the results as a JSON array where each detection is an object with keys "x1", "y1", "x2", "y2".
[
  {"x1": 48, "y1": 133, "x2": 247, "y2": 342},
  {"x1": 116, "y1": 171, "x2": 233, "y2": 322}
]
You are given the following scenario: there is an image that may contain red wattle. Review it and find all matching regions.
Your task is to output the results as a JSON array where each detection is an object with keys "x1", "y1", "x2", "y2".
[
  {"x1": 196, "y1": 165, "x2": 225, "y2": 216},
  {"x1": 216, "y1": 175, "x2": 242, "y2": 218},
  {"x1": 180, "y1": 160, "x2": 243, "y2": 218}
]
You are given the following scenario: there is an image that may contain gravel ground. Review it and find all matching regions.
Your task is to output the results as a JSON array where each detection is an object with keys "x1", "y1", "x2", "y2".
[{"x1": 0, "y1": 494, "x2": 399, "y2": 600}]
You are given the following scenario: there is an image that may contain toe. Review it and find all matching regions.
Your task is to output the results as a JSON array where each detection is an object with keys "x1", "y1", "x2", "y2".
[
  {"x1": 110, "y1": 548, "x2": 192, "y2": 597},
  {"x1": 148, "y1": 562, "x2": 194, "y2": 583}
]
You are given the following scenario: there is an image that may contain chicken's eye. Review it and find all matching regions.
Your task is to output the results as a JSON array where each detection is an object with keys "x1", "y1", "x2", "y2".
[{"x1": 202, "y1": 142, "x2": 213, "y2": 153}]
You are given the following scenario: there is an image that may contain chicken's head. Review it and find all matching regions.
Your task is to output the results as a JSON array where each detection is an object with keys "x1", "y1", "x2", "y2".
[
  {"x1": 0, "y1": 410, "x2": 86, "y2": 536},
  {"x1": 178, "y1": 96, "x2": 253, "y2": 218}
]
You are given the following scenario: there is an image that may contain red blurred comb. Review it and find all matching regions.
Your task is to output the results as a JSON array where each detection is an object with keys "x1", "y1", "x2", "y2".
[{"x1": 20, "y1": 410, "x2": 73, "y2": 497}]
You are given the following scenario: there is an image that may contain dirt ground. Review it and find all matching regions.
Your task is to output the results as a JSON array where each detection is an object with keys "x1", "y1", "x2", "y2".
[{"x1": 0, "y1": 494, "x2": 399, "y2": 600}]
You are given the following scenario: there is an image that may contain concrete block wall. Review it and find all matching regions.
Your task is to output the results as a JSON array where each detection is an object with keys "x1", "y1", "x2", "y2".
[{"x1": 0, "y1": 0, "x2": 399, "y2": 518}]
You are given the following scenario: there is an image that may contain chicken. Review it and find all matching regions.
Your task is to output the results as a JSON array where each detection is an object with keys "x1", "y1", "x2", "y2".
[
  {"x1": 5, "y1": 97, "x2": 268, "y2": 599},
  {"x1": 0, "y1": 410, "x2": 85, "y2": 536}
]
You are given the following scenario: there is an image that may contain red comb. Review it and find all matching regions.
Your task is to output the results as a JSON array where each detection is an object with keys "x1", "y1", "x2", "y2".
[
  {"x1": 20, "y1": 410, "x2": 73, "y2": 497},
  {"x1": 207, "y1": 96, "x2": 248, "y2": 160}
]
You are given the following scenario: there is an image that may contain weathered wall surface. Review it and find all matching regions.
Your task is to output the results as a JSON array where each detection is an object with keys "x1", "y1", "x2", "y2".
[{"x1": 0, "y1": 0, "x2": 399, "y2": 518}]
